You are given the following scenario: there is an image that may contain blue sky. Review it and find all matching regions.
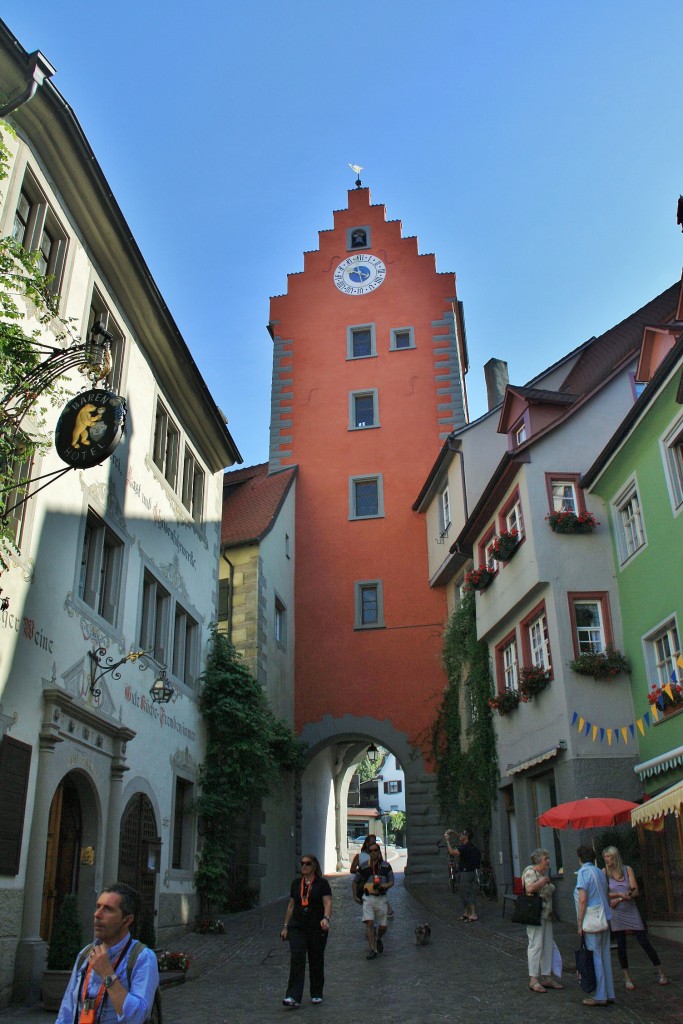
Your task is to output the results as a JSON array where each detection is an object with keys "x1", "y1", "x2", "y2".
[{"x1": 5, "y1": 2, "x2": 683, "y2": 466}]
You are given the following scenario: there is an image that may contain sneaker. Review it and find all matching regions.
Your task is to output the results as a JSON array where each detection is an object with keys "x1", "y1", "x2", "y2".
[
  {"x1": 366, "y1": 950, "x2": 378, "y2": 960},
  {"x1": 312, "y1": 997, "x2": 323, "y2": 1004},
  {"x1": 282, "y1": 997, "x2": 300, "y2": 1008},
  {"x1": 376, "y1": 936, "x2": 384, "y2": 953}
]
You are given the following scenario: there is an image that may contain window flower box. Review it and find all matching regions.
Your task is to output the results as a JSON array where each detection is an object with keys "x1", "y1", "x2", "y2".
[
  {"x1": 647, "y1": 682, "x2": 683, "y2": 713},
  {"x1": 464, "y1": 566, "x2": 494, "y2": 592},
  {"x1": 546, "y1": 510, "x2": 599, "y2": 534},
  {"x1": 569, "y1": 648, "x2": 630, "y2": 679},
  {"x1": 518, "y1": 666, "x2": 551, "y2": 701},
  {"x1": 489, "y1": 529, "x2": 520, "y2": 562},
  {"x1": 488, "y1": 690, "x2": 521, "y2": 715}
]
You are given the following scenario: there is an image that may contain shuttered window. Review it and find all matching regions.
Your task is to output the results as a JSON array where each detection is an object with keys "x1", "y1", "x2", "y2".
[{"x1": 0, "y1": 736, "x2": 32, "y2": 875}]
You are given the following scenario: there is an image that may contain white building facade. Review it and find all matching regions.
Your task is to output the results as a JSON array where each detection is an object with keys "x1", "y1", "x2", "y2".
[{"x1": 0, "y1": 27, "x2": 240, "y2": 1004}]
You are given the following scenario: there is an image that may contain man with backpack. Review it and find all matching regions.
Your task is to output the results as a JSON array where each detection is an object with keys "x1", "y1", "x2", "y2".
[
  {"x1": 352, "y1": 842, "x2": 394, "y2": 959},
  {"x1": 56, "y1": 883, "x2": 160, "y2": 1024}
]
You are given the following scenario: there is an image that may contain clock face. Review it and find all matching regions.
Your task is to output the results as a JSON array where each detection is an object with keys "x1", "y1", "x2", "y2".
[{"x1": 333, "y1": 253, "x2": 386, "y2": 295}]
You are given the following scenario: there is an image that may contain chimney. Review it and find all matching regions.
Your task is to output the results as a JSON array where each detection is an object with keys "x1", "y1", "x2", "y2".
[{"x1": 484, "y1": 358, "x2": 509, "y2": 410}]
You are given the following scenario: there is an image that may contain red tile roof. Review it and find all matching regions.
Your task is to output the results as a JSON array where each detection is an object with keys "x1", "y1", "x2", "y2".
[{"x1": 221, "y1": 462, "x2": 296, "y2": 547}]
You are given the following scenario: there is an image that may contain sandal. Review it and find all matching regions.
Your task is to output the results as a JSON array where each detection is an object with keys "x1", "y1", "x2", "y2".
[
  {"x1": 624, "y1": 980, "x2": 635, "y2": 991},
  {"x1": 658, "y1": 976, "x2": 669, "y2": 986},
  {"x1": 582, "y1": 998, "x2": 607, "y2": 1006},
  {"x1": 458, "y1": 915, "x2": 470, "y2": 921},
  {"x1": 528, "y1": 983, "x2": 546, "y2": 993},
  {"x1": 542, "y1": 980, "x2": 564, "y2": 990}
]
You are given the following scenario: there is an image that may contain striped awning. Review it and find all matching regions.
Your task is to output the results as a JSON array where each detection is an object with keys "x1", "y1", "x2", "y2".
[
  {"x1": 631, "y1": 780, "x2": 683, "y2": 826},
  {"x1": 506, "y1": 746, "x2": 560, "y2": 776}
]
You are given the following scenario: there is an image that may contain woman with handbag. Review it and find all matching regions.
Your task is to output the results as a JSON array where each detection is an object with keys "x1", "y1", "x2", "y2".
[
  {"x1": 521, "y1": 849, "x2": 564, "y2": 993},
  {"x1": 602, "y1": 845, "x2": 667, "y2": 990},
  {"x1": 575, "y1": 844, "x2": 615, "y2": 1007}
]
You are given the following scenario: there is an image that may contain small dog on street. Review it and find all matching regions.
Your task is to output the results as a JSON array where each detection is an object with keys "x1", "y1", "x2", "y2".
[{"x1": 414, "y1": 923, "x2": 431, "y2": 945}]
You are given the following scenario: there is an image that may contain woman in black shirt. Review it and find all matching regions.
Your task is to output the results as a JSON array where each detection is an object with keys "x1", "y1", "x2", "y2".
[{"x1": 280, "y1": 854, "x2": 332, "y2": 1008}]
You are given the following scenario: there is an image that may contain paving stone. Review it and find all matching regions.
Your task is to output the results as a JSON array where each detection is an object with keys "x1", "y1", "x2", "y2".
[{"x1": 3, "y1": 862, "x2": 680, "y2": 1023}]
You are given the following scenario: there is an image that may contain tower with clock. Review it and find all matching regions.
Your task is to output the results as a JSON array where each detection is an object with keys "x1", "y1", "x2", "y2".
[{"x1": 267, "y1": 185, "x2": 469, "y2": 869}]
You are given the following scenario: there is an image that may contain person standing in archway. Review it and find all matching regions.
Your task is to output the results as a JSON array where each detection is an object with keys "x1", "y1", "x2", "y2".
[{"x1": 353, "y1": 841, "x2": 394, "y2": 959}]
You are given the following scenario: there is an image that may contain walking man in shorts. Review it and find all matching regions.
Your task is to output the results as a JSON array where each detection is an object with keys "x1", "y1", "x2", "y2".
[{"x1": 353, "y1": 841, "x2": 394, "y2": 959}]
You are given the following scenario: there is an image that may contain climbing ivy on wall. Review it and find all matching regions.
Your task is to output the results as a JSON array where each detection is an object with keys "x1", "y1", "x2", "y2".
[
  {"x1": 432, "y1": 589, "x2": 498, "y2": 847},
  {"x1": 196, "y1": 627, "x2": 306, "y2": 912}
]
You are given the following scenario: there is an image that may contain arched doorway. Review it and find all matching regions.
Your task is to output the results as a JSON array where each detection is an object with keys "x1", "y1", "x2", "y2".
[
  {"x1": 118, "y1": 794, "x2": 160, "y2": 940},
  {"x1": 40, "y1": 777, "x2": 82, "y2": 940}
]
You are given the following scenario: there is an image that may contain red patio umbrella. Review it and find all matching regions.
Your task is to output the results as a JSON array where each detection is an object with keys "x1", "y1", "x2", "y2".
[{"x1": 537, "y1": 797, "x2": 638, "y2": 830}]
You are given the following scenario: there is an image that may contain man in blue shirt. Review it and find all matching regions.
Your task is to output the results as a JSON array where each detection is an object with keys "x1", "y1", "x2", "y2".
[{"x1": 56, "y1": 883, "x2": 159, "y2": 1024}]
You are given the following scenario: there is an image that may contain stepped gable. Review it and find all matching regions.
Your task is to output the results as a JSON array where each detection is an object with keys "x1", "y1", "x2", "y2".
[
  {"x1": 221, "y1": 463, "x2": 296, "y2": 546},
  {"x1": 559, "y1": 282, "x2": 680, "y2": 396}
]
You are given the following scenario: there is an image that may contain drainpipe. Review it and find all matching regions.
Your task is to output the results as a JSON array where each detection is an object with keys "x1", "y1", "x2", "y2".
[
  {"x1": 221, "y1": 550, "x2": 234, "y2": 644},
  {"x1": 0, "y1": 51, "x2": 57, "y2": 119}
]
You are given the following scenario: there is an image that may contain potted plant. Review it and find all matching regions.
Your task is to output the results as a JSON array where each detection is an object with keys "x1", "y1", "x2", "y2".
[
  {"x1": 488, "y1": 690, "x2": 521, "y2": 715},
  {"x1": 489, "y1": 529, "x2": 520, "y2": 562},
  {"x1": 157, "y1": 950, "x2": 192, "y2": 974},
  {"x1": 647, "y1": 682, "x2": 683, "y2": 713},
  {"x1": 519, "y1": 665, "x2": 551, "y2": 701},
  {"x1": 42, "y1": 893, "x2": 84, "y2": 1010},
  {"x1": 569, "y1": 648, "x2": 630, "y2": 679},
  {"x1": 464, "y1": 566, "x2": 494, "y2": 592},
  {"x1": 545, "y1": 509, "x2": 599, "y2": 534}
]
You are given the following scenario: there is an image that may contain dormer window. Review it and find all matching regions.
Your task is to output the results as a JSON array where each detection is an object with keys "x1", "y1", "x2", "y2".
[{"x1": 514, "y1": 420, "x2": 527, "y2": 445}]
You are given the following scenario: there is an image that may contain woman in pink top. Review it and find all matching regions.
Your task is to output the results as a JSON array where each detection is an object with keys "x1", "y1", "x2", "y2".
[{"x1": 603, "y1": 846, "x2": 667, "y2": 990}]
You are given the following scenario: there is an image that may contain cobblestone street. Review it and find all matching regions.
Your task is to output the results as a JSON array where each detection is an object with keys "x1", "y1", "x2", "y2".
[{"x1": 3, "y1": 860, "x2": 681, "y2": 1024}]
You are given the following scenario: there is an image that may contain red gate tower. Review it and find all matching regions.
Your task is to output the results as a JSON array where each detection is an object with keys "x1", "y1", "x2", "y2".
[{"x1": 268, "y1": 184, "x2": 468, "y2": 760}]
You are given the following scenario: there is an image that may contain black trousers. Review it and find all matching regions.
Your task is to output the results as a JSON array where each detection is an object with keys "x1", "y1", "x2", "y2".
[
  {"x1": 613, "y1": 929, "x2": 661, "y2": 970},
  {"x1": 286, "y1": 925, "x2": 328, "y2": 1002}
]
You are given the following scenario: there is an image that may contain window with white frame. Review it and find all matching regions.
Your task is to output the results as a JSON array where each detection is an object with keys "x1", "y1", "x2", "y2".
[
  {"x1": 613, "y1": 480, "x2": 646, "y2": 563},
  {"x1": 350, "y1": 390, "x2": 379, "y2": 430},
  {"x1": 502, "y1": 637, "x2": 519, "y2": 691},
  {"x1": 181, "y1": 446, "x2": 205, "y2": 522},
  {"x1": 274, "y1": 594, "x2": 287, "y2": 649},
  {"x1": 347, "y1": 324, "x2": 375, "y2": 359},
  {"x1": 350, "y1": 475, "x2": 383, "y2": 519},
  {"x1": 78, "y1": 509, "x2": 124, "y2": 624},
  {"x1": 172, "y1": 603, "x2": 199, "y2": 689},
  {"x1": 438, "y1": 484, "x2": 451, "y2": 537},
  {"x1": 528, "y1": 613, "x2": 551, "y2": 670},
  {"x1": 87, "y1": 288, "x2": 125, "y2": 393},
  {"x1": 13, "y1": 171, "x2": 68, "y2": 295},
  {"x1": 139, "y1": 570, "x2": 170, "y2": 664},
  {"x1": 390, "y1": 327, "x2": 415, "y2": 351},
  {"x1": 514, "y1": 420, "x2": 527, "y2": 445},
  {"x1": 153, "y1": 401, "x2": 180, "y2": 488},
  {"x1": 1, "y1": 452, "x2": 33, "y2": 551},
  {"x1": 551, "y1": 479, "x2": 578, "y2": 514},
  {"x1": 573, "y1": 600, "x2": 605, "y2": 654},
  {"x1": 505, "y1": 497, "x2": 524, "y2": 538},
  {"x1": 661, "y1": 415, "x2": 683, "y2": 513},
  {"x1": 644, "y1": 619, "x2": 682, "y2": 689},
  {"x1": 484, "y1": 533, "x2": 498, "y2": 570},
  {"x1": 354, "y1": 580, "x2": 384, "y2": 629}
]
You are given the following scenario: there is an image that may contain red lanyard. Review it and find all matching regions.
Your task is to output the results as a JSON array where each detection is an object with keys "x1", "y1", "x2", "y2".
[
  {"x1": 79, "y1": 939, "x2": 130, "y2": 1022},
  {"x1": 300, "y1": 877, "x2": 313, "y2": 907}
]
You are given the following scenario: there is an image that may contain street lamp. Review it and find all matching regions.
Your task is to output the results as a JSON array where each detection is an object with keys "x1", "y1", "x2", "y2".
[
  {"x1": 367, "y1": 743, "x2": 379, "y2": 763},
  {"x1": 88, "y1": 647, "x2": 175, "y2": 704}
]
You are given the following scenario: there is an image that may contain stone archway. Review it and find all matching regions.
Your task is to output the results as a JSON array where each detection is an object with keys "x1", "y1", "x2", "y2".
[{"x1": 298, "y1": 714, "x2": 442, "y2": 883}]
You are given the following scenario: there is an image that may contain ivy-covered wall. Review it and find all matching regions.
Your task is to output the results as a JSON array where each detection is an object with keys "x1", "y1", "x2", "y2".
[{"x1": 432, "y1": 589, "x2": 498, "y2": 849}]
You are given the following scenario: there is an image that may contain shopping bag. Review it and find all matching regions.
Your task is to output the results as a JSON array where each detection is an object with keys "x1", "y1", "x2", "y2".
[{"x1": 575, "y1": 937, "x2": 596, "y2": 993}]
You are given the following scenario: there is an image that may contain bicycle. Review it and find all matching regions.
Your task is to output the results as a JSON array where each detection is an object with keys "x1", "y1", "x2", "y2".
[{"x1": 437, "y1": 839, "x2": 497, "y2": 900}]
